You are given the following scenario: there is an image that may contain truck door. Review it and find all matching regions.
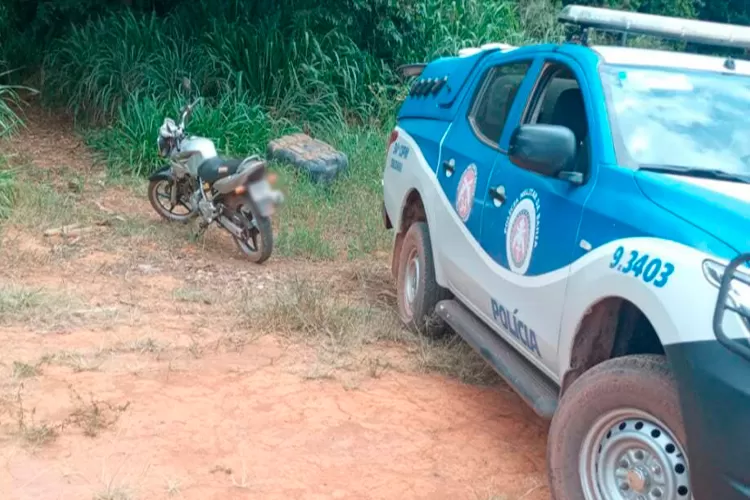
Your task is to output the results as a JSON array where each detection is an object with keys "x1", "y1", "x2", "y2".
[
  {"x1": 478, "y1": 55, "x2": 599, "y2": 375},
  {"x1": 434, "y1": 53, "x2": 536, "y2": 308}
]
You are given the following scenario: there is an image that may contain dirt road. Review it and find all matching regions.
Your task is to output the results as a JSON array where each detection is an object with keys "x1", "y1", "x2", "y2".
[{"x1": 0, "y1": 109, "x2": 549, "y2": 500}]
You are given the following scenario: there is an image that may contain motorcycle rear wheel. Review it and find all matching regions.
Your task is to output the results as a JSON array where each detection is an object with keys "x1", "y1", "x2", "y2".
[{"x1": 233, "y1": 204, "x2": 273, "y2": 264}]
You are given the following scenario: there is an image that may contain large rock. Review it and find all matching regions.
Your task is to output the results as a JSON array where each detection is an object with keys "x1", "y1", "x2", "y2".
[{"x1": 266, "y1": 133, "x2": 348, "y2": 185}]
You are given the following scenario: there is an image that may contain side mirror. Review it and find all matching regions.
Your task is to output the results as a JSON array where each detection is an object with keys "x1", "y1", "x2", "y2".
[{"x1": 508, "y1": 124, "x2": 579, "y2": 183}]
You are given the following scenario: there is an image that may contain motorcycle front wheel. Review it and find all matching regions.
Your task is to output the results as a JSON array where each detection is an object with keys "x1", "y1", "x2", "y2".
[
  {"x1": 148, "y1": 179, "x2": 194, "y2": 224},
  {"x1": 233, "y1": 204, "x2": 273, "y2": 264}
]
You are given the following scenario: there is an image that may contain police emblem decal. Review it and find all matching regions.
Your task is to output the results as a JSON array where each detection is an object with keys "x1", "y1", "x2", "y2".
[
  {"x1": 504, "y1": 189, "x2": 541, "y2": 275},
  {"x1": 456, "y1": 164, "x2": 477, "y2": 222}
]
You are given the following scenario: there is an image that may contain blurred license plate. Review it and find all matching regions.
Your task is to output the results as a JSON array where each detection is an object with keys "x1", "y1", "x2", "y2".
[
  {"x1": 248, "y1": 180, "x2": 275, "y2": 216},
  {"x1": 249, "y1": 180, "x2": 270, "y2": 198}
]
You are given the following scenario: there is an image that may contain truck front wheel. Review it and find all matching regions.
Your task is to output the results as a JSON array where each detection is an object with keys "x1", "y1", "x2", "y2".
[
  {"x1": 548, "y1": 355, "x2": 692, "y2": 500},
  {"x1": 395, "y1": 222, "x2": 448, "y2": 337}
]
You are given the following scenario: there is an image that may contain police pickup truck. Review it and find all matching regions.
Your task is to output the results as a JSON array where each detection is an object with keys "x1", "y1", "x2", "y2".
[{"x1": 382, "y1": 5, "x2": 750, "y2": 500}]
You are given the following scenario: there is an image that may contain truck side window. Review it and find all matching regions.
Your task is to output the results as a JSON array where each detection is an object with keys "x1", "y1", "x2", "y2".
[
  {"x1": 468, "y1": 62, "x2": 532, "y2": 147},
  {"x1": 524, "y1": 63, "x2": 590, "y2": 175}
]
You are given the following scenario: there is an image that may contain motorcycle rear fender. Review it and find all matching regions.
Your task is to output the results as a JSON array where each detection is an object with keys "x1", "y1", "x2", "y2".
[
  {"x1": 212, "y1": 159, "x2": 265, "y2": 194},
  {"x1": 148, "y1": 165, "x2": 172, "y2": 181}
]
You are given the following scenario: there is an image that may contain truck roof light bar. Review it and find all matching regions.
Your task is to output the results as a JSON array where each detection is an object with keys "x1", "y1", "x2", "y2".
[
  {"x1": 559, "y1": 5, "x2": 750, "y2": 51},
  {"x1": 458, "y1": 42, "x2": 516, "y2": 58}
]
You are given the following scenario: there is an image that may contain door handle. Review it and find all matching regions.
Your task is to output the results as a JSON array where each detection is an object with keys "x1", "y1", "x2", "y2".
[
  {"x1": 489, "y1": 185, "x2": 506, "y2": 206},
  {"x1": 442, "y1": 159, "x2": 455, "y2": 177}
]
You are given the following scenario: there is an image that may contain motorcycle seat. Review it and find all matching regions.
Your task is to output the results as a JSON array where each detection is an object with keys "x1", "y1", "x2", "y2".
[
  {"x1": 212, "y1": 159, "x2": 267, "y2": 194},
  {"x1": 198, "y1": 157, "x2": 243, "y2": 183}
]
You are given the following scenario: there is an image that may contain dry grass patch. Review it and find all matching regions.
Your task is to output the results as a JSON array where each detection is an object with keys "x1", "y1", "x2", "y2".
[
  {"x1": 37, "y1": 338, "x2": 164, "y2": 373},
  {"x1": 67, "y1": 388, "x2": 130, "y2": 438},
  {"x1": 0, "y1": 284, "x2": 80, "y2": 326},
  {"x1": 39, "y1": 350, "x2": 107, "y2": 372},
  {"x1": 93, "y1": 486, "x2": 134, "y2": 500},
  {"x1": 173, "y1": 285, "x2": 217, "y2": 305},
  {"x1": 244, "y1": 275, "x2": 405, "y2": 346},
  {"x1": 8, "y1": 384, "x2": 130, "y2": 448},
  {"x1": 18, "y1": 417, "x2": 60, "y2": 448},
  {"x1": 11, "y1": 360, "x2": 41, "y2": 379},
  {"x1": 0, "y1": 283, "x2": 126, "y2": 331},
  {"x1": 410, "y1": 335, "x2": 498, "y2": 386},
  {"x1": 1, "y1": 162, "x2": 186, "y2": 263},
  {"x1": 110, "y1": 336, "x2": 164, "y2": 355},
  {"x1": 164, "y1": 477, "x2": 183, "y2": 497},
  {"x1": 9, "y1": 176, "x2": 100, "y2": 232},
  {"x1": 240, "y1": 274, "x2": 500, "y2": 386},
  {"x1": 11, "y1": 385, "x2": 63, "y2": 449}
]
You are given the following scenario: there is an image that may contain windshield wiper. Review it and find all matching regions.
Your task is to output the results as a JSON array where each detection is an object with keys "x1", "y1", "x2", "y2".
[{"x1": 638, "y1": 164, "x2": 750, "y2": 184}]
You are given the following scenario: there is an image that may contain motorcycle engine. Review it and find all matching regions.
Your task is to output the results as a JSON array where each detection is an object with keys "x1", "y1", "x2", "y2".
[
  {"x1": 197, "y1": 198, "x2": 218, "y2": 222},
  {"x1": 190, "y1": 189, "x2": 216, "y2": 222}
]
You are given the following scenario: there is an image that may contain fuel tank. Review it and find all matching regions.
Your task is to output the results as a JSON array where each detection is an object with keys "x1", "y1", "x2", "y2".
[{"x1": 180, "y1": 137, "x2": 218, "y2": 177}]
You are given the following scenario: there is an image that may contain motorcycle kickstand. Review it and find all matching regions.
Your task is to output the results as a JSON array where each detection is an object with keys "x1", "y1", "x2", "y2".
[{"x1": 189, "y1": 220, "x2": 209, "y2": 242}]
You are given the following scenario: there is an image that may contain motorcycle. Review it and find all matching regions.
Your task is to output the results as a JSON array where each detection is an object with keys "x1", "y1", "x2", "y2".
[{"x1": 147, "y1": 94, "x2": 284, "y2": 264}]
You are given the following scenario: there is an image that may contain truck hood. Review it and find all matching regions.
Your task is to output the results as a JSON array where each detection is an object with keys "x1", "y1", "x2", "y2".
[{"x1": 635, "y1": 170, "x2": 750, "y2": 254}]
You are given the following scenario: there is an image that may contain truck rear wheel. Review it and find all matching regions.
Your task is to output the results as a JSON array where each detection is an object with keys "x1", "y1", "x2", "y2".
[
  {"x1": 548, "y1": 355, "x2": 692, "y2": 500},
  {"x1": 395, "y1": 222, "x2": 448, "y2": 337}
]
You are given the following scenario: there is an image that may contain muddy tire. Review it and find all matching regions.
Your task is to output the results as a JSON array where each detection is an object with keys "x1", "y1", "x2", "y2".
[
  {"x1": 148, "y1": 179, "x2": 193, "y2": 224},
  {"x1": 548, "y1": 355, "x2": 692, "y2": 500},
  {"x1": 395, "y1": 222, "x2": 450, "y2": 337},
  {"x1": 233, "y1": 205, "x2": 274, "y2": 264}
]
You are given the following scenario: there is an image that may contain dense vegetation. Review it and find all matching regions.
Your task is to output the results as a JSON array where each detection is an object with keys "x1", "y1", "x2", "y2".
[{"x1": 1, "y1": 0, "x2": 749, "y2": 257}]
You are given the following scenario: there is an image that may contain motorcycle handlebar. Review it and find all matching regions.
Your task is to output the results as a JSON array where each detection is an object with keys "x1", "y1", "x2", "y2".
[{"x1": 179, "y1": 97, "x2": 202, "y2": 128}]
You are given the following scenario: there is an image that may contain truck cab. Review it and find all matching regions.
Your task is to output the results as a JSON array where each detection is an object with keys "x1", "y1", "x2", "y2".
[{"x1": 382, "y1": 5, "x2": 750, "y2": 499}]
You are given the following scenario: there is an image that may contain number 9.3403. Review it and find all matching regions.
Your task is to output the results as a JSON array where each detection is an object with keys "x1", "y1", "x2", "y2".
[{"x1": 610, "y1": 246, "x2": 675, "y2": 288}]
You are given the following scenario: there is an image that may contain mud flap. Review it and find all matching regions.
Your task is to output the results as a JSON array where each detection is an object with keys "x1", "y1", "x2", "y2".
[{"x1": 148, "y1": 165, "x2": 172, "y2": 181}]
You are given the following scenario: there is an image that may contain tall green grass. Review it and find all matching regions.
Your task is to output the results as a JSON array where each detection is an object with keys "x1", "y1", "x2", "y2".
[
  {"x1": 0, "y1": 156, "x2": 15, "y2": 222},
  {"x1": 43, "y1": 0, "x2": 545, "y2": 128},
  {"x1": 0, "y1": 73, "x2": 25, "y2": 138},
  {"x1": 0, "y1": 67, "x2": 24, "y2": 222},
  {"x1": 35, "y1": 0, "x2": 554, "y2": 259}
]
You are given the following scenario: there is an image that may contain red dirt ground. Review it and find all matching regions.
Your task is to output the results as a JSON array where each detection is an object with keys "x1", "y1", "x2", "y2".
[{"x1": 0, "y1": 108, "x2": 550, "y2": 500}]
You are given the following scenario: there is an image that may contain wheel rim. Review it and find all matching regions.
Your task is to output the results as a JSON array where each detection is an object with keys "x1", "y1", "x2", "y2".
[
  {"x1": 580, "y1": 408, "x2": 692, "y2": 500},
  {"x1": 152, "y1": 180, "x2": 191, "y2": 219},
  {"x1": 403, "y1": 248, "x2": 420, "y2": 316},
  {"x1": 235, "y1": 210, "x2": 261, "y2": 255}
]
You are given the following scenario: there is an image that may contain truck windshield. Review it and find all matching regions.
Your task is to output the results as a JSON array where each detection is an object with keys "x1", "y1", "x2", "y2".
[{"x1": 601, "y1": 64, "x2": 750, "y2": 175}]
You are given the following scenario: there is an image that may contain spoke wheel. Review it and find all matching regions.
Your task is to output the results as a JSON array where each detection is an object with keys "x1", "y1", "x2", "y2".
[
  {"x1": 233, "y1": 205, "x2": 273, "y2": 264},
  {"x1": 148, "y1": 179, "x2": 193, "y2": 223}
]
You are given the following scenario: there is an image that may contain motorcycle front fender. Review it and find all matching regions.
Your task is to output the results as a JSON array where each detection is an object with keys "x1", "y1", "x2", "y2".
[{"x1": 148, "y1": 165, "x2": 172, "y2": 182}]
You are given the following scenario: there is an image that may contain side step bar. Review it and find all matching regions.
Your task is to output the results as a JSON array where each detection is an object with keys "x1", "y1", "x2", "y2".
[{"x1": 436, "y1": 300, "x2": 559, "y2": 420}]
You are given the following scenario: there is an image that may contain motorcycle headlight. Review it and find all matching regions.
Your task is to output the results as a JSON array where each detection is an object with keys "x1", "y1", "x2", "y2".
[
  {"x1": 157, "y1": 135, "x2": 172, "y2": 157},
  {"x1": 703, "y1": 259, "x2": 750, "y2": 331}
]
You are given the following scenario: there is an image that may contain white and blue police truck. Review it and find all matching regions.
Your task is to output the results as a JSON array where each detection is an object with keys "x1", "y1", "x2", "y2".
[{"x1": 382, "y1": 5, "x2": 750, "y2": 500}]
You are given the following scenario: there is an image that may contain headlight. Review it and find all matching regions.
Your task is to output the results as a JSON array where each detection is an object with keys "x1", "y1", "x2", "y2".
[
  {"x1": 157, "y1": 135, "x2": 172, "y2": 157},
  {"x1": 703, "y1": 259, "x2": 750, "y2": 325}
]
